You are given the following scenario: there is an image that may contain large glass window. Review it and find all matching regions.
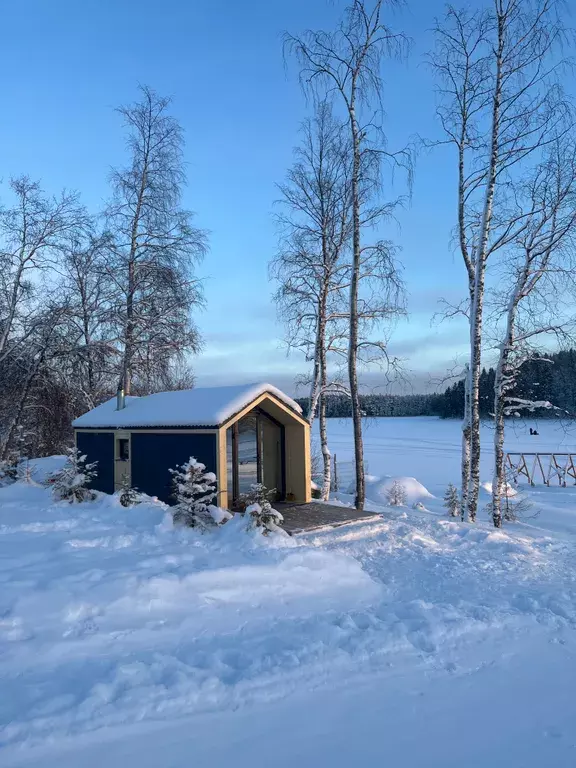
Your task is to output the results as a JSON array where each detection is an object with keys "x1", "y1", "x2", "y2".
[
  {"x1": 226, "y1": 410, "x2": 284, "y2": 506},
  {"x1": 237, "y1": 414, "x2": 258, "y2": 495}
]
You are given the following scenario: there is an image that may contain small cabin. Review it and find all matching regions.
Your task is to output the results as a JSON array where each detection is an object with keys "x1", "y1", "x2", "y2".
[{"x1": 72, "y1": 383, "x2": 311, "y2": 508}]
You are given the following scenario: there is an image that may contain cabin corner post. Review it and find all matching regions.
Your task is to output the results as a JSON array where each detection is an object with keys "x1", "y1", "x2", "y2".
[
  {"x1": 217, "y1": 426, "x2": 229, "y2": 510},
  {"x1": 285, "y1": 422, "x2": 312, "y2": 503},
  {"x1": 303, "y1": 421, "x2": 312, "y2": 503}
]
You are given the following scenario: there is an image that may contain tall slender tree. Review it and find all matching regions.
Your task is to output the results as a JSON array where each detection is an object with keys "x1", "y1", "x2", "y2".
[
  {"x1": 285, "y1": 0, "x2": 410, "y2": 509},
  {"x1": 105, "y1": 86, "x2": 207, "y2": 395},
  {"x1": 272, "y1": 101, "x2": 352, "y2": 499},
  {"x1": 432, "y1": 0, "x2": 569, "y2": 520},
  {"x1": 490, "y1": 137, "x2": 576, "y2": 527}
]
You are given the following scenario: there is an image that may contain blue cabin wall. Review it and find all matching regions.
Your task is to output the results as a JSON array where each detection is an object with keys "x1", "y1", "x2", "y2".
[
  {"x1": 131, "y1": 432, "x2": 218, "y2": 504},
  {"x1": 75, "y1": 432, "x2": 115, "y2": 494}
]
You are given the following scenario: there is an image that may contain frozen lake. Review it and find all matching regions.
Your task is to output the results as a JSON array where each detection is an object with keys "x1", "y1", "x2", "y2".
[{"x1": 314, "y1": 416, "x2": 576, "y2": 496}]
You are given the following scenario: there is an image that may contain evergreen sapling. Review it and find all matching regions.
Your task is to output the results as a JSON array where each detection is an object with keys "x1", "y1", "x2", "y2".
[
  {"x1": 170, "y1": 457, "x2": 217, "y2": 530},
  {"x1": 0, "y1": 453, "x2": 19, "y2": 486},
  {"x1": 240, "y1": 483, "x2": 285, "y2": 535},
  {"x1": 48, "y1": 447, "x2": 98, "y2": 503},
  {"x1": 444, "y1": 483, "x2": 460, "y2": 517},
  {"x1": 386, "y1": 480, "x2": 407, "y2": 507},
  {"x1": 118, "y1": 474, "x2": 143, "y2": 507}
]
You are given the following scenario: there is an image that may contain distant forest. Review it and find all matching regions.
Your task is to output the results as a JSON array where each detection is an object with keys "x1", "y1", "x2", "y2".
[{"x1": 297, "y1": 349, "x2": 576, "y2": 420}]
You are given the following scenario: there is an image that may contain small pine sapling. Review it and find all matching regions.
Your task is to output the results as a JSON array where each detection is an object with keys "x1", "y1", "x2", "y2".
[
  {"x1": 386, "y1": 480, "x2": 407, "y2": 507},
  {"x1": 240, "y1": 483, "x2": 284, "y2": 535},
  {"x1": 18, "y1": 459, "x2": 35, "y2": 485},
  {"x1": 170, "y1": 457, "x2": 217, "y2": 530},
  {"x1": 443, "y1": 483, "x2": 460, "y2": 517},
  {"x1": 118, "y1": 475, "x2": 142, "y2": 507},
  {"x1": 49, "y1": 447, "x2": 98, "y2": 503},
  {"x1": 0, "y1": 454, "x2": 19, "y2": 486}
]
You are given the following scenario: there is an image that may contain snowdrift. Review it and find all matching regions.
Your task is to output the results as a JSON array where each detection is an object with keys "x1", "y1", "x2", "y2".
[{"x1": 366, "y1": 475, "x2": 435, "y2": 506}]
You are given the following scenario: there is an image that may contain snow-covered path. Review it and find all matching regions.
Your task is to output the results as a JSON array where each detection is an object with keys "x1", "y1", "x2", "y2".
[
  {"x1": 6, "y1": 631, "x2": 576, "y2": 767},
  {"x1": 2, "y1": 420, "x2": 576, "y2": 766}
]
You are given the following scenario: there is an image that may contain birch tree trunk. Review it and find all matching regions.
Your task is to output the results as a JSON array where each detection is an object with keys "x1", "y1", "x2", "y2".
[
  {"x1": 319, "y1": 393, "x2": 331, "y2": 500},
  {"x1": 492, "y1": 348, "x2": 508, "y2": 529},
  {"x1": 460, "y1": 363, "x2": 471, "y2": 521},
  {"x1": 466, "y1": 12, "x2": 505, "y2": 522},
  {"x1": 348, "y1": 101, "x2": 365, "y2": 510},
  {"x1": 319, "y1": 310, "x2": 331, "y2": 500}
]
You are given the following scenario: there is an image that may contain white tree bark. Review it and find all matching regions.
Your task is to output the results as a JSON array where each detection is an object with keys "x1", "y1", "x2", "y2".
[{"x1": 460, "y1": 363, "x2": 472, "y2": 520}]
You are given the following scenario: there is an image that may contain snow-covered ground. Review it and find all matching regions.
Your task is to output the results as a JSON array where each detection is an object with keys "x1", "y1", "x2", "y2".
[{"x1": 2, "y1": 418, "x2": 576, "y2": 767}]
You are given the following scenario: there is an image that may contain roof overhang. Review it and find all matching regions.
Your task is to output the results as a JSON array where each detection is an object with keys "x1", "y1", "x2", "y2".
[{"x1": 220, "y1": 391, "x2": 309, "y2": 430}]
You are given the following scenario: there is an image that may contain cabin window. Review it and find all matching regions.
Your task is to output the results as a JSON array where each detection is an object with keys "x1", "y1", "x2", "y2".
[
  {"x1": 117, "y1": 438, "x2": 130, "y2": 461},
  {"x1": 226, "y1": 410, "x2": 284, "y2": 507}
]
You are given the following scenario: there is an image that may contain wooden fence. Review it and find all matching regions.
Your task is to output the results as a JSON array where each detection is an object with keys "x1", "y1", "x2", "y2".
[{"x1": 505, "y1": 453, "x2": 576, "y2": 487}]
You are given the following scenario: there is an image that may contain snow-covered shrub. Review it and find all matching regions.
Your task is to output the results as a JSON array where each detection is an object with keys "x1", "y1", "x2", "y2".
[
  {"x1": 443, "y1": 483, "x2": 460, "y2": 517},
  {"x1": 386, "y1": 479, "x2": 407, "y2": 507},
  {"x1": 503, "y1": 496, "x2": 537, "y2": 523},
  {"x1": 239, "y1": 482, "x2": 276, "y2": 510},
  {"x1": 208, "y1": 505, "x2": 233, "y2": 525},
  {"x1": 170, "y1": 457, "x2": 217, "y2": 530},
  {"x1": 17, "y1": 460, "x2": 35, "y2": 485},
  {"x1": 48, "y1": 447, "x2": 98, "y2": 503},
  {"x1": 0, "y1": 455, "x2": 19, "y2": 486},
  {"x1": 118, "y1": 475, "x2": 143, "y2": 508},
  {"x1": 240, "y1": 483, "x2": 284, "y2": 535}
]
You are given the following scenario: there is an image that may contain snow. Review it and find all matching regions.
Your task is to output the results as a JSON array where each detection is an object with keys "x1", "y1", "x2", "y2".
[
  {"x1": 72, "y1": 383, "x2": 302, "y2": 428},
  {"x1": 366, "y1": 475, "x2": 435, "y2": 505},
  {"x1": 3, "y1": 417, "x2": 576, "y2": 766}
]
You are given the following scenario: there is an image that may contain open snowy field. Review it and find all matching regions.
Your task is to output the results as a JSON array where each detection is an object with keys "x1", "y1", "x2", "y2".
[{"x1": 2, "y1": 417, "x2": 576, "y2": 767}]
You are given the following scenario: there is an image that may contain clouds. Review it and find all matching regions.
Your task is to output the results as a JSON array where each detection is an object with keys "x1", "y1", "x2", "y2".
[{"x1": 193, "y1": 285, "x2": 470, "y2": 395}]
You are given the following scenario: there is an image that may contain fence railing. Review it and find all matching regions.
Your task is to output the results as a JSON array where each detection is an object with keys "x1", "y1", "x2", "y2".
[{"x1": 506, "y1": 452, "x2": 576, "y2": 487}]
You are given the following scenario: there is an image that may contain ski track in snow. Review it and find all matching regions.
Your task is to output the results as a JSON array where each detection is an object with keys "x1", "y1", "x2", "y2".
[{"x1": 1, "y1": 420, "x2": 576, "y2": 757}]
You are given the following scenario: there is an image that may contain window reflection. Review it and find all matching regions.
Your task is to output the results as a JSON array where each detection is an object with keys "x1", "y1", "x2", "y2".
[{"x1": 237, "y1": 414, "x2": 258, "y2": 494}]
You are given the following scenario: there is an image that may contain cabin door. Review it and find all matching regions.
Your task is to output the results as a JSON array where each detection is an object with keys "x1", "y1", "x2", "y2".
[
  {"x1": 114, "y1": 431, "x2": 131, "y2": 491},
  {"x1": 226, "y1": 412, "x2": 284, "y2": 507}
]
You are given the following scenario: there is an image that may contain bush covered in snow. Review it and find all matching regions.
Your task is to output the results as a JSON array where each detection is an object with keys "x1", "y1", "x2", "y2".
[
  {"x1": 502, "y1": 495, "x2": 537, "y2": 523},
  {"x1": 0, "y1": 455, "x2": 19, "y2": 486},
  {"x1": 444, "y1": 483, "x2": 460, "y2": 518},
  {"x1": 118, "y1": 475, "x2": 144, "y2": 508},
  {"x1": 386, "y1": 480, "x2": 407, "y2": 507},
  {"x1": 240, "y1": 483, "x2": 285, "y2": 535},
  {"x1": 170, "y1": 457, "x2": 218, "y2": 530},
  {"x1": 47, "y1": 447, "x2": 98, "y2": 503}
]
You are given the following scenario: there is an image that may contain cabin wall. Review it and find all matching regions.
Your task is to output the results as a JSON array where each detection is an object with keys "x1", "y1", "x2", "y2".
[
  {"x1": 130, "y1": 431, "x2": 218, "y2": 504},
  {"x1": 75, "y1": 431, "x2": 115, "y2": 495}
]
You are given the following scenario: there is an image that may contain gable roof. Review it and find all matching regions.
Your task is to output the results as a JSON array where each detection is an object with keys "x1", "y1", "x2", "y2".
[{"x1": 72, "y1": 382, "x2": 303, "y2": 429}]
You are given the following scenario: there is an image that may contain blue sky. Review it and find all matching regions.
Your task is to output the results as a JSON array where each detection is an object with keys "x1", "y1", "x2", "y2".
[{"x1": 0, "y1": 0, "x2": 471, "y2": 394}]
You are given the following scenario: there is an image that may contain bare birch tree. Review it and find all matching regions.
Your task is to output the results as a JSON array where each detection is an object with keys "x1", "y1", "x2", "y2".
[
  {"x1": 285, "y1": 0, "x2": 410, "y2": 509},
  {"x1": 0, "y1": 178, "x2": 88, "y2": 457},
  {"x1": 490, "y1": 137, "x2": 576, "y2": 527},
  {"x1": 56, "y1": 229, "x2": 116, "y2": 410},
  {"x1": 431, "y1": 0, "x2": 569, "y2": 521},
  {"x1": 105, "y1": 86, "x2": 207, "y2": 395},
  {"x1": 0, "y1": 177, "x2": 87, "y2": 365},
  {"x1": 272, "y1": 101, "x2": 352, "y2": 499}
]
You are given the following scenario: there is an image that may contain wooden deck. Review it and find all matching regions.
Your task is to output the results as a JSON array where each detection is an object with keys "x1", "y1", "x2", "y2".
[{"x1": 276, "y1": 501, "x2": 380, "y2": 534}]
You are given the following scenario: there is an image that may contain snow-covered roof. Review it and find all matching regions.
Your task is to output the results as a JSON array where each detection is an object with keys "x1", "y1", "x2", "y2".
[{"x1": 72, "y1": 383, "x2": 303, "y2": 429}]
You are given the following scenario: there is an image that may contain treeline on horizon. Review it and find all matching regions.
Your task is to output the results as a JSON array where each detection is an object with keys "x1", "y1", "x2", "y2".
[{"x1": 298, "y1": 349, "x2": 576, "y2": 420}]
